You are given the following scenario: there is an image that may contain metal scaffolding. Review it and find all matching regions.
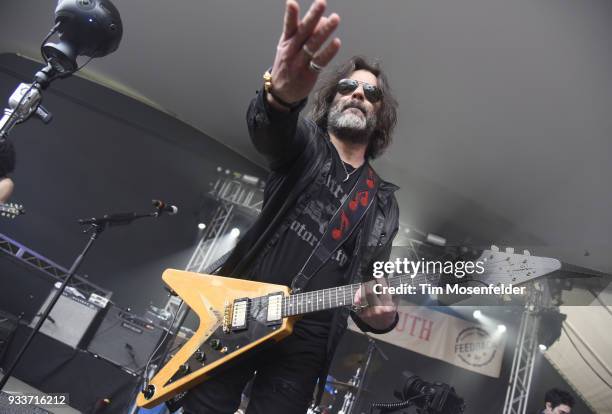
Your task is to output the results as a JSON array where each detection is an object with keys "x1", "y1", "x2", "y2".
[
  {"x1": 502, "y1": 283, "x2": 550, "y2": 414},
  {"x1": 163, "y1": 171, "x2": 264, "y2": 319},
  {"x1": 184, "y1": 201, "x2": 235, "y2": 274},
  {"x1": 0, "y1": 232, "x2": 112, "y2": 299}
]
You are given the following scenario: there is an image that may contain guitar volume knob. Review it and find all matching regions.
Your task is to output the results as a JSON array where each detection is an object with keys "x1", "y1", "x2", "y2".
[
  {"x1": 210, "y1": 339, "x2": 222, "y2": 350},
  {"x1": 195, "y1": 350, "x2": 206, "y2": 362},
  {"x1": 179, "y1": 364, "x2": 190, "y2": 375}
]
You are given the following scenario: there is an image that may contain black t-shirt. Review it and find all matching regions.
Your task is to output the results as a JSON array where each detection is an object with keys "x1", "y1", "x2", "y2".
[{"x1": 250, "y1": 138, "x2": 361, "y2": 334}]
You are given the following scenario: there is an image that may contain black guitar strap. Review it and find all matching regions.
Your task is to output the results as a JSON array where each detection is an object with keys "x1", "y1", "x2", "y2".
[{"x1": 290, "y1": 163, "x2": 380, "y2": 293}]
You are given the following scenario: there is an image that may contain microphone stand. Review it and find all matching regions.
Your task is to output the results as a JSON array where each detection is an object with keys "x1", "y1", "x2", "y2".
[
  {"x1": 0, "y1": 64, "x2": 57, "y2": 140},
  {"x1": 352, "y1": 337, "x2": 388, "y2": 414},
  {"x1": 0, "y1": 207, "x2": 166, "y2": 391}
]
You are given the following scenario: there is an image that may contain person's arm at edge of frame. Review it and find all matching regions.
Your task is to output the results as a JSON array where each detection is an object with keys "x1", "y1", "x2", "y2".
[
  {"x1": 246, "y1": 0, "x2": 341, "y2": 172},
  {"x1": 0, "y1": 177, "x2": 14, "y2": 203}
]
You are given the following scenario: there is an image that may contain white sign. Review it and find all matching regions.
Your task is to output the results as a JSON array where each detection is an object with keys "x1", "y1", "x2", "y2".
[{"x1": 349, "y1": 306, "x2": 506, "y2": 378}]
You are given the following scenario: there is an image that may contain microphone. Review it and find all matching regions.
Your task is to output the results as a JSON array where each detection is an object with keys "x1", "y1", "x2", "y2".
[{"x1": 152, "y1": 199, "x2": 178, "y2": 215}]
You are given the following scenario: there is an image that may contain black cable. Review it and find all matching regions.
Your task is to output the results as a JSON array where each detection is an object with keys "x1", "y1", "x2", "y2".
[
  {"x1": 38, "y1": 23, "x2": 71, "y2": 84},
  {"x1": 40, "y1": 22, "x2": 61, "y2": 62},
  {"x1": 41, "y1": 50, "x2": 98, "y2": 85},
  {"x1": 40, "y1": 21, "x2": 100, "y2": 84},
  {"x1": 39, "y1": 22, "x2": 72, "y2": 84},
  {"x1": 561, "y1": 324, "x2": 612, "y2": 390},
  {"x1": 369, "y1": 394, "x2": 425, "y2": 414},
  {"x1": 561, "y1": 322, "x2": 612, "y2": 378},
  {"x1": 587, "y1": 288, "x2": 612, "y2": 318},
  {"x1": 141, "y1": 300, "x2": 184, "y2": 390},
  {"x1": 132, "y1": 342, "x2": 184, "y2": 377}
]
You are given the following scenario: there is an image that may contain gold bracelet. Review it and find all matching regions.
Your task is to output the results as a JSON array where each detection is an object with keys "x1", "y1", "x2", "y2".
[{"x1": 262, "y1": 69, "x2": 306, "y2": 111}]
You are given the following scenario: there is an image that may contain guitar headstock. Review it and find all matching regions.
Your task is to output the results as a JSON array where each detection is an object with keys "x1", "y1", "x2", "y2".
[
  {"x1": 0, "y1": 202, "x2": 25, "y2": 219},
  {"x1": 478, "y1": 245, "x2": 561, "y2": 285}
]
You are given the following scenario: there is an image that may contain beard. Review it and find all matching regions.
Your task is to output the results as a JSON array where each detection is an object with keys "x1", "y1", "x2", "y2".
[{"x1": 327, "y1": 99, "x2": 377, "y2": 145}]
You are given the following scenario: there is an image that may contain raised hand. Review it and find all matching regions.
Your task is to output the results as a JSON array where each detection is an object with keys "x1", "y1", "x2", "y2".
[{"x1": 269, "y1": 0, "x2": 341, "y2": 106}]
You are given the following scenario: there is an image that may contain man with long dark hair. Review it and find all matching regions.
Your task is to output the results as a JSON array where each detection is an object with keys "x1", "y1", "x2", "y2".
[
  {"x1": 182, "y1": 1, "x2": 399, "y2": 412},
  {"x1": 0, "y1": 139, "x2": 16, "y2": 202}
]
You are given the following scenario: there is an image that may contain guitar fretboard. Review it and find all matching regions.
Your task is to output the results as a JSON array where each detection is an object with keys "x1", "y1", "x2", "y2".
[{"x1": 280, "y1": 272, "x2": 441, "y2": 317}]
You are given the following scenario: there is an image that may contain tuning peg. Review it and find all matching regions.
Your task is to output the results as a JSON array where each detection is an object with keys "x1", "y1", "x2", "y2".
[
  {"x1": 523, "y1": 250, "x2": 530, "y2": 256},
  {"x1": 505, "y1": 247, "x2": 514, "y2": 254},
  {"x1": 491, "y1": 245, "x2": 499, "y2": 252}
]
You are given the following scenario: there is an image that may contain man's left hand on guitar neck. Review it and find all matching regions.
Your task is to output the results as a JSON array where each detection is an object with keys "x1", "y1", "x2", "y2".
[{"x1": 353, "y1": 277, "x2": 398, "y2": 332}]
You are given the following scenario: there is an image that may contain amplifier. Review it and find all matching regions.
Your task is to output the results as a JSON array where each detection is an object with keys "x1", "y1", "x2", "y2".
[
  {"x1": 29, "y1": 288, "x2": 105, "y2": 349},
  {"x1": 87, "y1": 305, "x2": 166, "y2": 374}
]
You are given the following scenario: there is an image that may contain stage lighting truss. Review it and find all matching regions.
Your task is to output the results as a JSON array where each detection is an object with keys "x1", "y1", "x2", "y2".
[
  {"x1": 0, "y1": 232, "x2": 112, "y2": 299},
  {"x1": 162, "y1": 168, "x2": 264, "y2": 326},
  {"x1": 502, "y1": 283, "x2": 565, "y2": 414}
]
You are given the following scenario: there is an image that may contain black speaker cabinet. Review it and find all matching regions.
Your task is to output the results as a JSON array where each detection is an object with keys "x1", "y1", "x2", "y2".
[
  {"x1": 29, "y1": 288, "x2": 105, "y2": 349},
  {"x1": 87, "y1": 305, "x2": 166, "y2": 374}
]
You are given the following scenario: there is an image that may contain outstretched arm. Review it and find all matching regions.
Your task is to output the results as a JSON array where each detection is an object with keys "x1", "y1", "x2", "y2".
[{"x1": 247, "y1": 0, "x2": 341, "y2": 170}]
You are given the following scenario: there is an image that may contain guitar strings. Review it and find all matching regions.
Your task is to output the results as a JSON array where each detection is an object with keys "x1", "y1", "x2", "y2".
[{"x1": 239, "y1": 259, "x2": 535, "y2": 322}]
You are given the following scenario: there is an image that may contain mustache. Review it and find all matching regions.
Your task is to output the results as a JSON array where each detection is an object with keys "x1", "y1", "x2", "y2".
[{"x1": 342, "y1": 100, "x2": 367, "y2": 115}]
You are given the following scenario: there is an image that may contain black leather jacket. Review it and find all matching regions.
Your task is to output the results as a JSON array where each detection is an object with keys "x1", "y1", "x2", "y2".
[
  {"x1": 0, "y1": 139, "x2": 16, "y2": 178},
  {"x1": 219, "y1": 89, "x2": 400, "y2": 403}
]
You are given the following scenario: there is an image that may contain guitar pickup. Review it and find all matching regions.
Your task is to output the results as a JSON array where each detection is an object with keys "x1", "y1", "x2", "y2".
[
  {"x1": 230, "y1": 298, "x2": 249, "y2": 331},
  {"x1": 266, "y1": 293, "x2": 283, "y2": 325}
]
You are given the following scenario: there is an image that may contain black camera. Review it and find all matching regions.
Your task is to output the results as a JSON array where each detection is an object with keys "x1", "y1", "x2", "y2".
[
  {"x1": 371, "y1": 371, "x2": 465, "y2": 414},
  {"x1": 42, "y1": 0, "x2": 123, "y2": 74}
]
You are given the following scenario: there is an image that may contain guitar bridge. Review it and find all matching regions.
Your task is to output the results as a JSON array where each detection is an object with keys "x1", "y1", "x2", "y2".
[{"x1": 223, "y1": 298, "x2": 249, "y2": 333}]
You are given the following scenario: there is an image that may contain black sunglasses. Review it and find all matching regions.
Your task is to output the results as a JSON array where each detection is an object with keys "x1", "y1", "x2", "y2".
[{"x1": 336, "y1": 78, "x2": 382, "y2": 103}]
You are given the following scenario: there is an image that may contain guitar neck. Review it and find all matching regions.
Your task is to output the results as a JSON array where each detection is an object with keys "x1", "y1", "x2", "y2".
[{"x1": 280, "y1": 272, "x2": 440, "y2": 318}]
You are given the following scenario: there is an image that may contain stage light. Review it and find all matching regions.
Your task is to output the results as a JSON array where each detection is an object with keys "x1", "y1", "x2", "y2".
[
  {"x1": 230, "y1": 228, "x2": 240, "y2": 238},
  {"x1": 497, "y1": 324, "x2": 507, "y2": 333},
  {"x1": 197, "y1": 223, "x2": 206, "y2": 230},
  {"x1": 426, "y1": 233, "x2": 446, "y2": 247},
  {"x1": 241, "y1": 174, "x2": 260, "y2": 186},
  {"x1": 473, "y1": 310, "x2": 482, "y2": 319},
  {"x1": 539, "y1": 344, "x2": 548, "y2": 352}
]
